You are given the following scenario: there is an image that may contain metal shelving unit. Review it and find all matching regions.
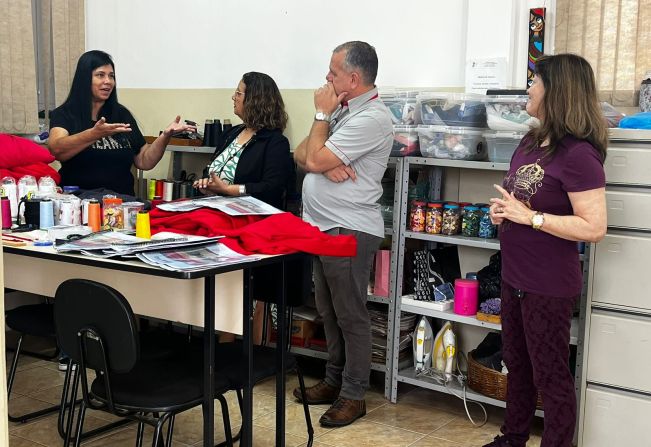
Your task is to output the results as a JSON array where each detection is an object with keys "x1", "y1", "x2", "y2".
[{"x1": 385, "y1": 156, "x2": 589, "y2": 423}]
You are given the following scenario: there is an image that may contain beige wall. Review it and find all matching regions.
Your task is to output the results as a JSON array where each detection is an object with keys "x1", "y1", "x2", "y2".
[{"x1": 118, "y1": 88, "x2": 316, "y2": 180}]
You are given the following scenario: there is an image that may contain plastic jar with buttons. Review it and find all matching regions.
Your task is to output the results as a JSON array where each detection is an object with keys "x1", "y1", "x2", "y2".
[
  {"x1": 425, "y1": 202, "x2": 443, "y2": 234},
  {"x1": 462, "y1": 205, "x2": 481, "y2": 237},
  {"x1": 409, "y1": 200, "x2": 427, "y2": 232},
  {"x1": 478, "y1": 206, "x2": 497, "y2": 238},
  {"x1": 441, "y1": 203, "x2": 461, "y2": 235}
]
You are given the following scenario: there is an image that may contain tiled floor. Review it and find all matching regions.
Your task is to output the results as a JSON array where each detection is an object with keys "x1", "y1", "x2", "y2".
[{"x1": 6, "y1": 349, "x2": 543, "y2": 446}]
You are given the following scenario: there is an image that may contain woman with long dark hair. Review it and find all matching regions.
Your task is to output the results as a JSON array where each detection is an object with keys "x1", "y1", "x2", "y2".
[
  {"x1": 49, "y1": 50, "x2": 194, "y2": 195},
  {"x1": 485, "y1": 54, "x2": 607, "y2": 447}
]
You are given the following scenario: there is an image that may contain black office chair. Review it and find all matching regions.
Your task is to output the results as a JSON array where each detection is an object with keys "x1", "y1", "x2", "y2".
[
  {"x1": 53, "y1": 278, "x2": 235, "y2": 447},
  {"x1": 214, "y1": 257, "x2": 314, "y2": 447},
  {"x1": 5, "y1": 301, "x2": 61, "y2": 422}
]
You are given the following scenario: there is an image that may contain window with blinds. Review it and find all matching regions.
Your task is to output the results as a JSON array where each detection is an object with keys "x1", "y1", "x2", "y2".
[{"x1": 555, "y1": 0, "x2": 651, "y2": 107}]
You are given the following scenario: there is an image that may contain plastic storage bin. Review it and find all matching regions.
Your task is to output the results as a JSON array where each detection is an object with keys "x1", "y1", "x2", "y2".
[
  {"x1": 484, "y1": 95, "x2": 538, "y2": 131},
  {"x1": 417, "y1": 125, "x2": 487, "y2": 160},
  {"x1": 381, "y1": 91, "x2": 419, "y2": 125},
  {"x1": 483, "y1": 131, "x2": 524, "y2": 163},
  {"x1": 417, "y1": 93, "x2": 487, "y2": 128},
  {"x1": 391, "y1": 125, "x2": 420, "y2": 156}
]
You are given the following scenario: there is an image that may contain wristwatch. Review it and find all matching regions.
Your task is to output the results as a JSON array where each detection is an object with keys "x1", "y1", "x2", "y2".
[
  {"x1": 238, "y1": 184, "x2": 246, "y2": 196},
  {"x1": 531, "y1": 211, "x2": 545, "y2": 230},
  {"x1": 314, "y1": 111, "x2": 331, "y2": 123}
]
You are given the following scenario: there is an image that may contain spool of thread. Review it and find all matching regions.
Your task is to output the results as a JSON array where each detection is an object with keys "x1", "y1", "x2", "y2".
[
  {"x1": 39, "y1": 200, "x2": 54, "y2": 229},
  {"x1": 162, "y1": 181, "x2": 174, "y2": 202},
  {"x1": 222, "y1": 119, "x2": 232, "y2": 134},
  {"x1": 1, "y1": 196, "x2": 11, "y2": 229},
  {"x1": 155, "y1": 180, "x2": 164, "y2": 198},
  {"x1": 203, "y1": 119, "x2": 214, "y2": 146},
  {"x1": 173, "y1": 181, "x2": 182, "y2": 200},
  {"x1": 2, "y1": 183, "x2": 18, "y2": 219},
  {"x1": 212, "y1": 119, "x2": 222, "y2": 146},
  {"x1": 87, "y1": 200, "x2": 101, "y2": 232},
  {"x1": 135, "y1": 210, "x2": 151, "y2": 239},
  {"x1": 148, "y1": 179, "x2": 157, "y2": 200}
]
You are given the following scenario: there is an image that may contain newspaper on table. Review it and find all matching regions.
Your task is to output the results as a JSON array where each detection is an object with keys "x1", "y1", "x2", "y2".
[
  {"x1": 156, "y1": 195, "x2": 282, "y2": 216},
  {"x1": 136, "y1": 243, "x2": 259, "y2": 272},
  {"x1": 55, "y1": 230, "x2": 222, "y2": 257}
]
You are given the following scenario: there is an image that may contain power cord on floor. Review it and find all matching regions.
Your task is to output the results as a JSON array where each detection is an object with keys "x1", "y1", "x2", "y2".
[{"x1": 415, "y1": 352, "x2": 488, "y2": 427}]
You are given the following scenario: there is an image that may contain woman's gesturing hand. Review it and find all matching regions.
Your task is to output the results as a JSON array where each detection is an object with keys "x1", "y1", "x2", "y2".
[
  {"x1": 92, "y1": 117, "x2": 132, "y2": 138},
  {"x1": 162, "y1": 115, "x2": 197, "y2": 137},
  {"x1": 489, "y1": 184, "x2": 534, "y2": 226}
]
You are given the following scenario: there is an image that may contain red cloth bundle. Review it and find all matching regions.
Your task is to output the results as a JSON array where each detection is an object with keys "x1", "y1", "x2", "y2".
[
  {"x1": 149, "y1": 207, "x2": 357, "y2": 257},
  {"x1": 0, "y1": 133, "x2": 61, "y2": 183}
]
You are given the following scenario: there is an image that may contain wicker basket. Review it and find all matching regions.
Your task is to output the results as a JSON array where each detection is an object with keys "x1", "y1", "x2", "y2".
[{"x1": 467, "y1": 351, "x2": 543, "y2": 409}]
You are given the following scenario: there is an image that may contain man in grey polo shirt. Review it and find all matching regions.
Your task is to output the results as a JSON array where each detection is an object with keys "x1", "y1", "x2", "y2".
[{"x1": 293, "y1": 40, "x2": 393, "y2": 427}]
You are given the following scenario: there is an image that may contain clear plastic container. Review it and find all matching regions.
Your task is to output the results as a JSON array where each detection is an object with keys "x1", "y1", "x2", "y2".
[
  {"x1": 462, "y1": 205, "x2": 481, "y2": 237},
  {"x1": 416, "y1": 92, "x2": 487, "y2": 128},
  {"x1": 483, "y1": 131, "x2": 525, "y2": 163},
  {"x1": 381, "y1": 90, "x2": 419, "y2": 125},
  {"x1": 38, "y1": 176, "x2": 57, "y2": 196},
  {"x1": 441, "y1": 203, "x2": 461, "y2": 235},
  {"x1": 391, "y1": 125, "x2": 420, "y2": 157},
  {"x1": 417, "y1": 125, "x2": 487, "y2": 160},
  {"x1": 484, "y1": 95, "x2": 538, "y2": 131},
  {"x1": 409, "y1": 200, "x2": 427, "y2": 232}
]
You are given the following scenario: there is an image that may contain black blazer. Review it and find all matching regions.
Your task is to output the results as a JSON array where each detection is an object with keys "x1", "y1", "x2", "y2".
[{"x1": 206, "y1": 125, "x2": 294, "y2": 209}]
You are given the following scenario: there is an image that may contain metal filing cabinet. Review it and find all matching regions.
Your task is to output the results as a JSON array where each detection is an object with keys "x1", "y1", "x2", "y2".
[{"x1": 580, "y1": 129, "x2": 651, "y2": 446}]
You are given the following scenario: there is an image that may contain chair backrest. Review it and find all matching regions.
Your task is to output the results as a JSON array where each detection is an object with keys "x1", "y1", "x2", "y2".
[{"x1": 54, "y1": 279, "x2": 139, "y2": 374}]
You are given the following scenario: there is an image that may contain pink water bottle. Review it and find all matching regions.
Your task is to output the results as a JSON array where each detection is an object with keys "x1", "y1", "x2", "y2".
[{"x1": 453, "y1": 279, "x2": 479, "y2": 316}]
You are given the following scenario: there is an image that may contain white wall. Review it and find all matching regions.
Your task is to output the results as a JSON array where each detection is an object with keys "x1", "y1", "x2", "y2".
[{"x1": 87, "y1": 0, "x2": 473, "y2": 89}]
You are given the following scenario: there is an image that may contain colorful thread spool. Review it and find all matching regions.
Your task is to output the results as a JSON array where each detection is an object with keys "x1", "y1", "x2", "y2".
[{"x1": 135, "y1": 210, "x2": 151, "y2": 239}]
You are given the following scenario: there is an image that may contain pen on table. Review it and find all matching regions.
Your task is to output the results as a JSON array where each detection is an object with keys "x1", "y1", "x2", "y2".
[{"x1": 1, "y1": 233, "x2": 34, "y2": 242}]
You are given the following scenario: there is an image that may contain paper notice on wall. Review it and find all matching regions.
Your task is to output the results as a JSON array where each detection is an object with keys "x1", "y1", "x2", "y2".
[{"x1": 465, "y1": 58, "x2": 507, "y2": 94}]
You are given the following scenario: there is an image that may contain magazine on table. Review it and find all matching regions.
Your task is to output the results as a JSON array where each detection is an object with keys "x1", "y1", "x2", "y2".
[
  {"x1": 156, "y1": 195, "x2": 282, "y2": 216},
  {"x1": 55, "y1": 230, "x2": 221, "y2": 257},
  {"x1": 136, "y1": 243, "x2": 259, "y2": 272}
]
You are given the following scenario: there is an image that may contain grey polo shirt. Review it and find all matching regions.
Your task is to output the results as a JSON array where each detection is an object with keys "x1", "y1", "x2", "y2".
[{"x1": 302, "y1": 87, "x2": 393, "y2": 238}]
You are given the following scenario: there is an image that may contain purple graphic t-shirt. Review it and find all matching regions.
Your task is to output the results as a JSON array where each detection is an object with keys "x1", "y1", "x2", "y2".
[{"x1": 499, "y1": 135, "x2": 605, "y2": 297}]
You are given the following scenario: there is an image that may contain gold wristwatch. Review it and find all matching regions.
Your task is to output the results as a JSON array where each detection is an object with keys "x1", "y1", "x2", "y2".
[{"x1": 531, "y1": 211, "x2": 545, "y2": 230}]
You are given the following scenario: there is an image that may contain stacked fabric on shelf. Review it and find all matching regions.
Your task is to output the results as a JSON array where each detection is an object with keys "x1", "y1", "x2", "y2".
[{"x1": 0, "y1": 134, "x2": 61, "y2": 184}]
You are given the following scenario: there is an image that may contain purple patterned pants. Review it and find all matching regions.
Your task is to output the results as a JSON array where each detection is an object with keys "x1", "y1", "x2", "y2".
[{"x1": 500, "y1": 282, "x2": 577, "y2": 447}]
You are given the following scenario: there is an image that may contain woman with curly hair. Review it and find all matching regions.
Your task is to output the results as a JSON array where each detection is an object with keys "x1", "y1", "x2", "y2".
[
  {"x1": 194, "y1": 72, "x2": 292, "y2": 209},
  {"x1": 195, "y1": 72, "x2": 298, "y2": 344}
]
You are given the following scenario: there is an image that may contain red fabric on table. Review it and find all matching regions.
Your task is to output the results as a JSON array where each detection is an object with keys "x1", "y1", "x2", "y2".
[{"x1": 149, "y1": 208, "x2": 357, "y2": 257}]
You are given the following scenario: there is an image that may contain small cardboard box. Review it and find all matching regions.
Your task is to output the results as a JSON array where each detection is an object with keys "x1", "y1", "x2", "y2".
[{"x1": 291, "y1": 319, "x2": 317, "y2": 340}]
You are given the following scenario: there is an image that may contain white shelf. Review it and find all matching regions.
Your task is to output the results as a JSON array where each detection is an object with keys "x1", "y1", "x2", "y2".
[
  {"x1": 401, "y1": 297, "x2": 501, "y2": 330},
  {"x1": 406, "y1": 157, "x2": 511, "y2": 171},
  {"x1": 396, "y1": 366, "x2": 544, "y2": 418},
  {"x1": 400, "y1": 297, "x2": 579, "y2": 345},
  {"x1": 404, "y1": 231, "x2": 500, "y2": 249},
  {"x1": 166, "y1": 145, "x2": 215, "y2": 154}
]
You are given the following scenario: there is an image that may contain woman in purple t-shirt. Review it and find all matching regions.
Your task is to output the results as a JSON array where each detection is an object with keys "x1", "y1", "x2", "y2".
[{"x1": 484, "y1": 54, "x2": 608, "y2": 447}]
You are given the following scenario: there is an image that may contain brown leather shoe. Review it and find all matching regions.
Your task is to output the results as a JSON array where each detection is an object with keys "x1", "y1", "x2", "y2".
[
  {"x1": 293, "y1": 380, "x2": 340, "y2": 405},
  {"x1": 318, "y1": 398, "x2": 366, "y2": 427}
]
